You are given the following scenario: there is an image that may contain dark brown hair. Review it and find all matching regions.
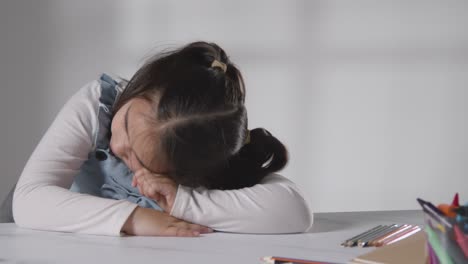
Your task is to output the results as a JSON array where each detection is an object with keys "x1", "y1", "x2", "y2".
[{"x1": 113, "y1": 42, "x2": 288, "y2": 190}]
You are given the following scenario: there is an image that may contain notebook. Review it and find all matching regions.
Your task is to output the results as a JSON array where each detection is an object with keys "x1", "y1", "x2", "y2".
[{"x1": 349, "y1": 230, "x2": 428, "y2": 264}]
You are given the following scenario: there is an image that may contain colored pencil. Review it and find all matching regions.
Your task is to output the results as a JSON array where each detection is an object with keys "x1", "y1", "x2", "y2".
[
  {"x1": 371, "y1": 224, "x2": 412, "y2": 247},
  {"x1": 261, "y1": 256, "x2": 340, "y2": 264},
  {"x1": 357, "y1": 225, "x2": 397, "y2": 247},
  {"x1": 383, "y1": 226, "x2": 421, "y2": 245},
  {"x1": 341, "y1": 225, "x2": 384, "y2": 247}
]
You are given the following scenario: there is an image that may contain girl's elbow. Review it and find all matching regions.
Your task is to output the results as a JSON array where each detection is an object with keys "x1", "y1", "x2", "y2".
[
  {"x1": 12, "y1": 188, "x2": 36, "y2": 228},
  {"x1": 283, "y1": 190, "x2": 314, "y2": 233},
  {"x1": 301, "y1": 206, "x2": 314, "y2": 232},
  {"x1": 12, "y1": 193, "x2": 26, "y2": 227},
  {"x1": 289, "y1": 200, "x2": 314, "y2": 233}
]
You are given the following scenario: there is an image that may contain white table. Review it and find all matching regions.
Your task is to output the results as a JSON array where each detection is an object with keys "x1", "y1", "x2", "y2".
[{"x1": 0, "y1": 210, "x2": 425, "y2": 264}]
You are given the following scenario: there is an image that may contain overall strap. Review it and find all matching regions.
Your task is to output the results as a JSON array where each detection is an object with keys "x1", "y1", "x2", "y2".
[{"x1": 95, "y1": 74, "x2": 120, "y2": 150}]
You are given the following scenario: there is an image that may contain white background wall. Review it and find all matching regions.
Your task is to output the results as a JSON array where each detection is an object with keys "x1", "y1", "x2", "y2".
[{"x1": 1, "y1": 0, "x2": 467, "y2": 212}]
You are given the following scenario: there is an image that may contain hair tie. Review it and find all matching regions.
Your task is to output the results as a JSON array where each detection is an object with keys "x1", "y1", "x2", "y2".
[
  {"x1": 211, "y1": 59, "x2": 227, "y2": 73},
  {"x1": 244, "y1": 130, "x2": 251, "y2": 145}
]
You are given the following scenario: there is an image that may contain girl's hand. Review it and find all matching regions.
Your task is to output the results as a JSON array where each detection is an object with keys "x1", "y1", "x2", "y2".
[
  {"x1": 132, "y1": 168, "x2": 177, "y2": 213},
  {"x1": 122, "y1": 207, "x2": 212, "y2": 236}
]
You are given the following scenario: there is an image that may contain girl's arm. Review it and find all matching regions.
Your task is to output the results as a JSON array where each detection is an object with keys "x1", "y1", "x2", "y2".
[
  {"x1": 12, "y1": 80, "x2": 138, "y2": 236},
  {"x1": 169, "y1": 174, "x2": 313, "y2": 234}
]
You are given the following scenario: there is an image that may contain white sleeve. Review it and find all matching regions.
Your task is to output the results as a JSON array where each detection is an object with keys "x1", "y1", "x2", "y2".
[
  {"x1": 13, "y1": 80, "x2": 137, "y2": 236},
  {"x1": 170, "y1": 173, "x2": 313, "y2": 234}
]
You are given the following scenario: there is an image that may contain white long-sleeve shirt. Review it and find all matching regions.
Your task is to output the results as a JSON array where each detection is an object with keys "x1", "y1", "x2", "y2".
[{"x1": 13, "y1": 78, "x2": 313, "y2": 236}]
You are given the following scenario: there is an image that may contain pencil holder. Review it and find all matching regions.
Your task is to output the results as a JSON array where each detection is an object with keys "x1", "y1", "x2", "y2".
[{"x1": 418, "y1": 199, "x2": 468, "y2": 264}]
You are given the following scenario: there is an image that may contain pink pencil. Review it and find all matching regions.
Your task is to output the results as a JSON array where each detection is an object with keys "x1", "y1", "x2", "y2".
[{"x1": 380, "y1": 226, "x2": 421, "y2": 246}]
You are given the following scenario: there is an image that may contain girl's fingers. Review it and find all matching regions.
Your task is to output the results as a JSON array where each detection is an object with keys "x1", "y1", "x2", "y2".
[
  {"x1": 164, "y1": 226, "x2": 200, "y2": 237},
  {"x1": 188, "y1": 224, "x2": 213, "y2": 234},
  {"x1": 203, "y1": 227, "x2": 214, "y2": 233},
  {"x1": 135, "y1": 172, "x2": 148, "y2": 195},
  {"x1": 132, "y1": 170, "x2": 144, "y2": 187},
  {"x1": 136, "y1": 176, "x2": 146, "y2": 196},
  {"x1": 151, "y1": 192, "x2": 162, "y2": 202},
  {"x1": 131, "y1": 174, "x2": 136, "y2": 187},
  {"x1": 174, "y1": 220, "x2": 212, "y2": 234},
  {"x1": 133, "y1": 171, "x2": 175, "y2": 211},
  {"x1": 136, "y1": 176, "x2": 164, "y2": 202},
  {"x1": 142, "y1": 177, "x2": 165, "y2": 195}
]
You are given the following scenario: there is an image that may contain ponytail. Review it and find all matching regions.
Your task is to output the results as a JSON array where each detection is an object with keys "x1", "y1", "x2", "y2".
[{"x1": 208, "y1": 128, "x2": 288, "y2": 190}]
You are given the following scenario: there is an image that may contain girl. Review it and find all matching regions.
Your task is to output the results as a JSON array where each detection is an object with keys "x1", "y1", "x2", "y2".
[{"x1": 12, "y1": 42, "x2": 312, "y2": 236}]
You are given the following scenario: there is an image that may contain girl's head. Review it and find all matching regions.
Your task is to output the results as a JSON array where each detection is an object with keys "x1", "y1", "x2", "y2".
[{"x1": 110, "y1": 41, "x2": 288, "y2": 190}]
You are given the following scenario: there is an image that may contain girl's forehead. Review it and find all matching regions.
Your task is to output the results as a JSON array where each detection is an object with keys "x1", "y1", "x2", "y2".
[
  {"x1": 127, "y1": 99, "x2": 167, "y2": 173},
  {"x1": 126, "y1": 100, "x2": 151, "y2": 141}
]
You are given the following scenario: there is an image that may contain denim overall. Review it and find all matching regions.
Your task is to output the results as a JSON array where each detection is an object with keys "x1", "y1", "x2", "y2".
[{"x1": 70, "y1": 74, "x2": 162, "y2": 210}]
